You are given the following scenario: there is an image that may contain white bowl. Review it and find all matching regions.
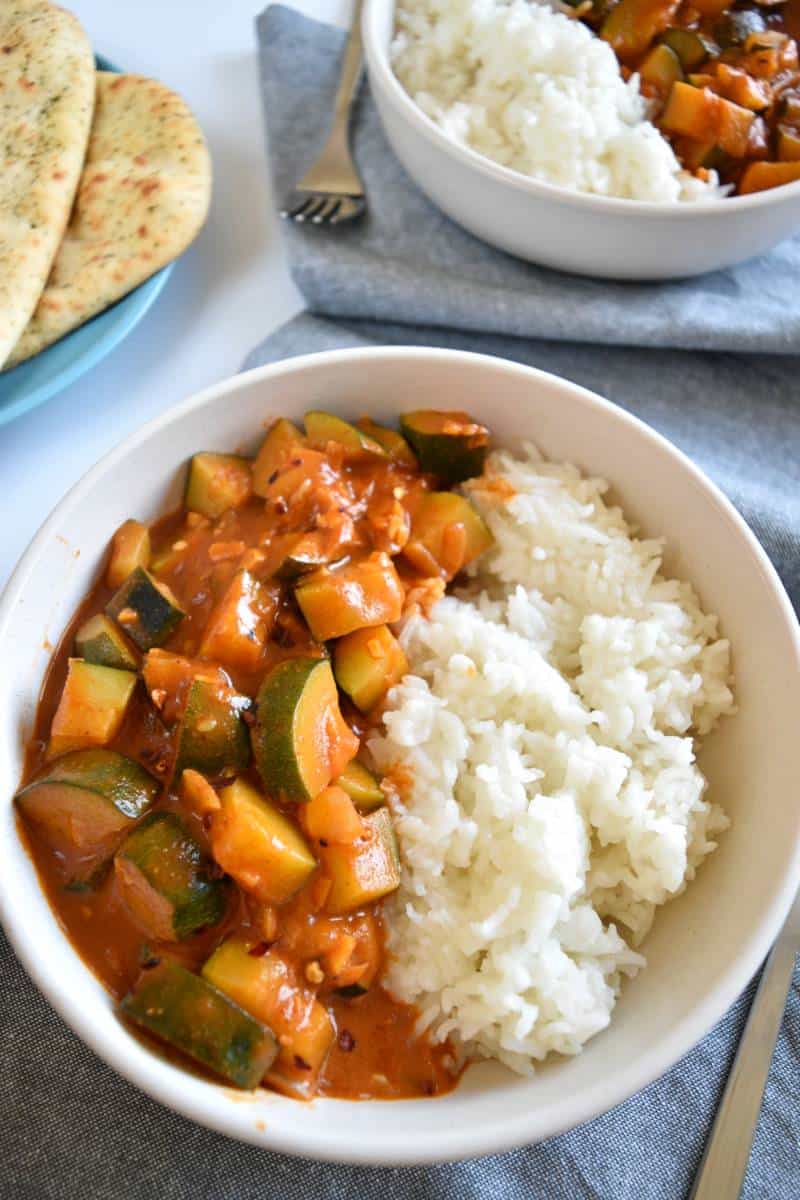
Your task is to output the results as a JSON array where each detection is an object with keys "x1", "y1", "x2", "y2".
[
  {"x1": 362, "y1": 0, "x2": 800, "y2": 280},
  {"x1": 1, "y1": 348, "x2": 799, "y2": 1164}
]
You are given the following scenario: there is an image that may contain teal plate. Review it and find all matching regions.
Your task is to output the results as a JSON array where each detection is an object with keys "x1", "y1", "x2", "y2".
[{"x1": 0, "y1": 55, "x2": 175, "y2": 428}]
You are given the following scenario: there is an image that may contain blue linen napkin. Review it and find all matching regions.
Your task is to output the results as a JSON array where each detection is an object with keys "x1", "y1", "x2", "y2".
[{"x1": 1, "y1": 9, "x2": 798, "y2": 1200}]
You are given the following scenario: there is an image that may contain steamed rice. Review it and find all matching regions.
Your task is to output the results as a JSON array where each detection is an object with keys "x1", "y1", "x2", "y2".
[
  {"x1": 392, "y1": 0, "x2": 727, "y2": 202},
  {"x1": 369, "y1": 446, "x2": 734, "y2": 1073}
]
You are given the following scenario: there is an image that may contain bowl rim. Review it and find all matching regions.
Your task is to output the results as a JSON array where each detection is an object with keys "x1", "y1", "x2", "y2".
[
  {"x1": 362, "y1": 0, "x2": 800, "y2": 218},
  {"x1": 1, "y1": 346, "x2": 799, "y2": 1165}
]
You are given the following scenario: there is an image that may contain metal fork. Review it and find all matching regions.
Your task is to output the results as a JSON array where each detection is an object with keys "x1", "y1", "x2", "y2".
[{"x1": 280, "y1": 0, "x2": 367, "y2": 226}]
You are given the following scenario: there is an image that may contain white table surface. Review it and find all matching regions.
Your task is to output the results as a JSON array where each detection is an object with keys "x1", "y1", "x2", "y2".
[{"x1": 0, "y1": 0, "x2": 350, "y2": 589}]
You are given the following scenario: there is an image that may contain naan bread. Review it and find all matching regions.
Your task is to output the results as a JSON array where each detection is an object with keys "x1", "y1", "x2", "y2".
[
  {"x1": 6, "y1": 71, "x2": 212, "y2": 368},
  {"x1": 0, "y1": 0, "x2": 94, "y2": 366}
]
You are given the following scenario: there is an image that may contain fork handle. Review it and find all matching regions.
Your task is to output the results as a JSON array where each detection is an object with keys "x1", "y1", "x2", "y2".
[
  {"x1": 332, "y1": 0, "x2": 365, "y2": 119},
  {"x1": 688, "y1": 931, "x2": 798, "y2": 1200}
]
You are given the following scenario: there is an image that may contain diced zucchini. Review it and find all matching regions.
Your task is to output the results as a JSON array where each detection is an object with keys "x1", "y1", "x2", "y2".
[
  {"x1": 202, "y1": 937, "x2": 335, "y2": 1084},
  {"x1": 252, "y1": 418, "x2": 304, "y2": 497},
  {"x1": 120, "y1": 962, "x2": 278, "y2": 1088},
  {"x1": 270, "y1": 532, "x2": 340, "y2": 581},
  {"x1": 15, "y1": 749, "x2": 158, "y2": 879},
  {"x1": 639, "y1": 43, "x2": 683, "y2": 96},
  {"x1": 320, "y1": 807, "x2": 401, "y2": 915},
  {"x1": 252, "y1": 657, "x2": 358, "y2": 802},
  {"x1": 661, "y1": 83, "x2": 754, "y2": 156},
  {"x1": 142, "y1": 649, "x2": 227, "y2": 725},
  {"x1": 601, "y1": 0, "x2": 679, "y2": 62},
  {"x1": 405, "y1": 492, "x2": 492, "y2": 580},
  {"x1": 714, "y1": 9, "x2": 765, "y2": 50},
  {"x1": 400, "y1": 410, "x2": 489, "y2": 483},
  {"x1": 714, "y1": 63, "x2": 769, "y2": 112},
  {"x1": 48, "y1": 659, "x2": 137, "y2": 759},
  {"x1": 106, "y1": 520, "x2": 151, "y2": 590},
  {"x1": 210, "y1": 778, "x2": 317, "y2": 903},
  {"x1": 739, "y1": 160, "x2": 800, "y2": 193},
  {"x1": 199, "y1": 569, "x2": 275, "y2": 671},
  {"x1": 106, "y1": 567, "x2": 185, "y2": 651},
  {"x1": 115, "y1": 812, "x2": 227, "y2": 940},
  {"x1": 778, "y1": 125, "x2": 800, "y2": 161},
  {"x1": 333, "y1": 624, "x2": 408, "y2": 713},
  {"x1": 75, "y1": 614, "x2": 138, "y2": 671},
  {"x1": 295, "y1": 553, "x2": 404, "y2": 642},
  {"x1": 335, "y1": 760, "x2": 385, "y2": 812},
  {"x1": 662, "y1": 27, "x2": 717, "y2": 70},
  {"x1": 174, "y1": 678, "x2": 251, "y2": 778},
  {"x1": 356, "y1": 418, "x2": 418, "y2": 467},
  {"x1": 304, "y1": 411, "x2": 387, "y2": 459},
  {"x1": 185, "y1": 453, "x2": 252, "y2": 519}
]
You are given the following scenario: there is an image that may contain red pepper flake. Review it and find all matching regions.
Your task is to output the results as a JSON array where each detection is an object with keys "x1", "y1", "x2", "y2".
[
  {"x1": 338, "y1": 1029, "x2": 355, "y2": 1053},
  {"x1": 294, "y1": 1055, "x2": 311, "y2": 1071},
  {"x1": 268, "y1": 470, "x2": 279, "y2": 485}
]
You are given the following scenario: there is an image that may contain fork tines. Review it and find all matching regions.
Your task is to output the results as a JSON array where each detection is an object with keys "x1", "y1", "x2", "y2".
[{"x1": 281, "y1": 192, "x2": 366, "y2": 226}]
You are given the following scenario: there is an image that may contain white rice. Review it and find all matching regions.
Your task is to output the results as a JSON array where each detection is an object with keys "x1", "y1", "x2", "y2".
[
  {"x1": 392, "y1": 0, "x2": 727, "y2": 202},
  {"x1": 369, "y1": 446, "x2": 734, "y2": 1073}
]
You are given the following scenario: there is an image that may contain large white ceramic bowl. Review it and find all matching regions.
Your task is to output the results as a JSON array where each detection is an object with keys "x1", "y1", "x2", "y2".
[
  {"x1": 1, "y1": 348, "x2": 799, "y2": 1165},
  {"x1": 362, "y1": 0, "x2": 800, "y2": 279}
]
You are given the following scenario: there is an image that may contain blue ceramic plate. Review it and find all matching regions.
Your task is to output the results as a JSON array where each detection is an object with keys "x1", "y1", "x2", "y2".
[{"x1": 0, "y1": 55, "x2": 175, "y2": 428}]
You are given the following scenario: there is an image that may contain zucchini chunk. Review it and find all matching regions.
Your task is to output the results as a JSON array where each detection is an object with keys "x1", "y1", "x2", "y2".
[
  {"x1": 106, "y1": 519, "x2": 151, "y2": 590},
  {"x1": 304, "y1": 411, "x2": 387, "y2": 459},
  {"x1": 210, "y1": 778, "x2": 317, "y2": 904},
  {"x1": 405, "y1": 492, "x2": 492, "y2": 580},
  {"x1": 400, "y1": 410, "x2": 489, "y2": 482},
  {"x1": 115, "y1": 812, "x2": 227, "y2": 940},
  {"x1": 271, "y1": 532, "x2": 340, "y2": 581},
  {"x1": 174, "y1": 678, "x2": 251, "y2": 778},
  {"x1": 48, "y1": 659, "x2": 137, "y2": 759},
  {"x1": 106, "y1": 567, "x2": 185, "y2": 651},
  {"x1": 185, "y1": 452, "x2": 252, "y2": 519},
  {"x1": 75, "y1": 614, "x2": 138, "y2": 671},
  {"x1": 639, "y1": 43, "x2": 683, "y2": 96},
  {"x1": 662, "y1": 27, "x2": 717, "y2": 70},
  {"x1": 335, "y1": 760, "x2": 385, "y2": 813},
  {"x1": 601, "y1": 0, "x2": 680, "y2": 62},
  {"x1": 356, "y1": 418, "x2": 418, "y2": 467},
  {"x1": 333, "y1": 624, "x2": 408, "y2": 713},
  {"x1": 15, "y1": 749, "x2": 158, "y2": 879},
  {"x1": 320, "y1": 807, "x2": 401, "y2": 915},
  {"x1": 120, "y1": 961, "x2": 278, "y2": 1089},
  {"x1": 202, "y1": 937, "x2": 335, "y2": 1087},
  {"x1": 252, "y1": 657, "x2": 359, "y2": 802},
  {"x1": 660, "y1": 83, "x2": 754, "y2": 157},
  {"x1": 740, "y1": 160, "x2": 800, "y2": 193},
  {"x1": 142, "y1": 649, "x2": 227, "y2": 725},
  {"x1": 295, "y1": 553, "x2": 404, "y2": 642},
  {"x1": 199, "y1": 569, "x2": 275, "y2": 671},
  {"x1": 252, "y1": 418, "x2": 304, "y2": 497}
]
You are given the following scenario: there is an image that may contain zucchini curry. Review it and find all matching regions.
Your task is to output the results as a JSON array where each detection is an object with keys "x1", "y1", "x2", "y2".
[
  {"x1": 578, "y1": 0, "x2": 800, "y2": 192},
  {"x1": 15, "y1": 410, "x2": 493, "y2": 1100}
]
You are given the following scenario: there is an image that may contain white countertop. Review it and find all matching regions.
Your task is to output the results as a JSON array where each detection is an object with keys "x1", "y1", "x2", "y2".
[{"x1": 0, "y1": 0, "x2": 349, "y2": 588}]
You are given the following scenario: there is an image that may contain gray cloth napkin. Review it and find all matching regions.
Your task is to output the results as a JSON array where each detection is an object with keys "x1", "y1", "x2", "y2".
[
  {"x1": 1, "y1": 9, "x2": 799, "y2": 1200},
  {"x1": 261, "y1": 4, "x2": 800, "y2": 354}
]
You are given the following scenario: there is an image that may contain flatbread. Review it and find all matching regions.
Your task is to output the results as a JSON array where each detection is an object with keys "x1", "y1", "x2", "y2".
[
  {"x1": 0, "y1": 1, "x2": 94, "y2": 366},
  {"x1": 6, "y1": 71, "x2": 212, "y2": 368}
]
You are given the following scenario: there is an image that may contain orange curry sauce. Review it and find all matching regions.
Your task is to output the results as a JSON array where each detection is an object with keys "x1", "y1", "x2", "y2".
[{"x1": 16, "y1": 420, "x2": 486, "y2": 1101}]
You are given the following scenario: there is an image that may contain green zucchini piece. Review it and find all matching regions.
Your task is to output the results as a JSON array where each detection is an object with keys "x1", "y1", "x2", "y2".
[
  {"x1": 357, "y1": 418, "x2": 418, "y2": 467},
  {"x1": 106, "y1": 567, "x2": 185, "y2": 651},
  {"x1": 120, "y1": 961, "x2": 278, "y2": 1088},
  {"x1": 271, "y1": 532, "x2": 340, "y2": 581},
  {"x1": 639, "y1": 43, "x2": 683, "y2": 94},
  {"x1": 662, "y1": 28, "x2": 718, "y2": 69},
  {"x1": 48, "y1": 659, "x2": 137, "y2": 759},
  {"x1": 400, "y1": 411, "x2": 489, "y2": 482},
  {"x1": 320, "y1": 807, "x2": 401, "y2": 915},
  {"x1": 185, "y1": 452, "x2": 252, "y2": 519},
  {"x1": 115, "y1": 811, "x2": 227, "y2": 940},
  {"x1": 210, "y1": 778, "x2": 317, "y2": 903},
  {"x1": 16, "y1": 749, "x2": 158, "y2": 880},
  {"x1": 252, "y1": 657, "x2": 358, "y2": 802},
  {"x1": 333, "y1": 624, "x2": 408, "y2": 713},
  {"x1": 75, "y1": 614, "x2": 138, "y2": 671},
  {"x1": 107, "y1": 520, "x2": 151, "y2": 590},
  {"x1": 174, "y1": 678, "x2": 251, "y2": 778},
  {"x1": 304, "y1": 411, "x2": 387, "y2": 459},
  {"x1": 295, "y1": 553, "x2": 405, "y2": 642},
  {"x1": 252, "y1": 418, "x2": 304, "y2": 497},
  {"x1": 335, "y1": 760, "x2": 385, "y2": 812},
  {"x1": 713, "y1": 9, "x2": 765, "y2": 49},
  {"x1": 203, "y1": 936, "x2": 335, "y2": 1081},
  {"x1": 406, "y1": 492, "x2": 492, "y2": 579}
]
